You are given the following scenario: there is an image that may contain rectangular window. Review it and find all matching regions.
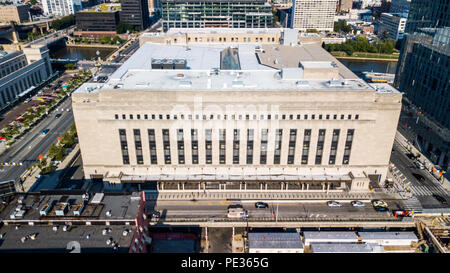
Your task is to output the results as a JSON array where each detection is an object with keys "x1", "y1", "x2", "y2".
[
  {"x1": 233, "y1": 129, "x2": 240, "y2": 164},
  {"x1": 288, "y1": 129, "x2": 297, "y2": 164},
  {"x1": 274, "y1": 129, "x2": 282, "y2": 164},
  {"x1": 119, "y1": 129, "x2": 129, "y2": 165},
  {"x1": 115, "y1": 114, "x2": 118, "y2": 120},
  {"x1": 260, "y1": 129, "x2": 268, "y2": 164},
  {"x1": 162, "y1": 129, "x2": 171, "y2": 164},
  {"x1": 205, "y1": 129, "x2": 212, "y2": 164},
  {"x1": 329, "y1": 129, "x2": 340, "y2": 165},
  {"x1": 302, "y1": 129, "x2": 311, "y2": 165},
  {"x1": 315, "y1": 129, "x2": 326, "y2": 165},
  {"x1": 177, "y1": 129, "x2": 185, "y2": 164},
  {"x1": 219, "y1": 129, "x2": 226, "y2": 164},
  {"x1": 134, "y1": 129, "x2": 143, "y2": 164},
  {"x1": 148, "y1": 129, "x2": 157, "y2": 164},
  {"x1": 247, "y1": 129, "x2": 254, "y2": 164},
  {"x1": 191, "y1": 129, "x2": 198, "y2": 164},
  {"x1": 343, "y1": 129, "x2": 354, "y2": 165},
  {"x1": 137, "y1": 114, "x2": 141, "y2": 120}
]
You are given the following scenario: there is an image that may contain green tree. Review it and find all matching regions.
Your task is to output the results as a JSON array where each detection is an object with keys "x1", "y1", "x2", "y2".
[
  {"x1": 51, "y1": 15, "x2": 75, "y2": 30},
  {"x1": 116, "y1": 22, "x2": 135, "y2": 34},
  {"x1": 49, "y1": 144, "x2": 66, "y2": 161},
  {"x1": 64, "y1": 63, "x2": 76, "y2": 70}
]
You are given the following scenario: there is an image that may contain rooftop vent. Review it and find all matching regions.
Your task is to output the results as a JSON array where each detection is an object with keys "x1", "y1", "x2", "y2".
[
  {"x1": 232, "y1": 80, "x2": 244, "y2": 87},
  {"x1": 296, "y1": 80, "x2": 309, "y2": 87},
  {"x1": 328, "y1": 79, "x2": 346, "y2": 87}
]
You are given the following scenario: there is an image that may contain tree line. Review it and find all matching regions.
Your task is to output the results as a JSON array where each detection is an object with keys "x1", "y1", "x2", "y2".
[{"x1": 322, "y1": 36, "x2": 397, "y2": 56}]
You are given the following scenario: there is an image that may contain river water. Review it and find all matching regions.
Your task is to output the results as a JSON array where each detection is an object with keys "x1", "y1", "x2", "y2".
[
  {"x1": 339, "y1": 59, "x2": 398, "y2": 74},
  {"x1": 50, "y1": 46, "x2": 115, "y2": 60}
]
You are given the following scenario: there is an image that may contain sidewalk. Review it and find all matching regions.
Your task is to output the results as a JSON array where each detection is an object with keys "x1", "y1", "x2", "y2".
[
  {"x1": 145, "y1": 190, "x2": 391, "y2": 201},
  {"x1": 395, "y1": 131, "x2": 450, "y2": 192},
  {"x1": 20, "y1": 144, "x2": 80, "y2": 192}
]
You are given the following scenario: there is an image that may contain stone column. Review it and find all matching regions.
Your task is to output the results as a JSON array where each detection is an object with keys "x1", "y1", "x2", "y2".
[
  {"x1": 182, "y1": 182, "x2": 185, "y2": 190},
  {"x1": 306, "y1": 184, "x2": 309, "y2": 191},
  {"x1": 285, "y1": 183, "x2": 288, "y2": 190}
]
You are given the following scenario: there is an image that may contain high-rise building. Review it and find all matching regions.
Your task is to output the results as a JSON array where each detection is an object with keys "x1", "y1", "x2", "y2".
[
  {"x1": 389, "y1": 0, "x2": 410, "y2": 14},
  {"x1": 120, "y1": 0, "x2": 150, "y2": 30},
  {"x1": 291, "y1": 0, "x2": 336, "y2": 31},
  {"x1": 405, "y1": 0, "x2": 449, "y2": 34},
  {"x1": 75, "y1": 3, "x2": 121, "y2": 33},
  {"x1": 72, "y1": 28, "x2": 402, "y2": 192},
  {"x1": 161, "y1": 0, "x2": 273, "y2": 31},
  {"x1": 394, "y1": 27, "x2": 449, "y2": 169},
  {"x1": 378, "y1": 12, "x2": 408, "y2": 40},
  {"x1": 337, "y1": 0, "x2": 353, "y2": 12},
  {"x1": 42, "y1": 0, "x2": 82, "y2": 16},
  {"x1": 0, "y1": 4, "x2": 30, "y2": 24}
]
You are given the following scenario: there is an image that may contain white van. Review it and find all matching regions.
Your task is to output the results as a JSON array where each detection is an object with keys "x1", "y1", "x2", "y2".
[{"x1": 227, "y1": 208, "x2": 248, "y2": 219}]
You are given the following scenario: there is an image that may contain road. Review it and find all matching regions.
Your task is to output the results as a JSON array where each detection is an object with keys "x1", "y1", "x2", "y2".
[
  {"x1": 0, "y1": 97, "x2": 74, "y2": 185},
  {"x1": 149, "y1": 200, "x2": 401, "y2": 220},
  {"x1": 390, "y1": 139, "x2": 449, "y2": 209}
]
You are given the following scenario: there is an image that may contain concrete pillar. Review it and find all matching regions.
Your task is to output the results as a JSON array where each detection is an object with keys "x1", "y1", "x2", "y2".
[
  {"x1": 40, "y1": 27, "x2": 44, "y2": 35},
  {"x1": 203, "y1": 182, "x2": 205, "y2": 190},
  {"x1": 265, "y1": 183, "x2": 267, "y2": 190},
  {"x1": 327, "y1": 183, "x2": 330, "y2": 192},
  {"x1": 281, "y1": 182, "x2": 283, "y2": 191},
  {"x1": 198, "y1": 182, "x2": 201, "y2": 191},
  {"x1": 285, "y1": 183, "x2": 288, "y2": 190},
  {"x1": 177, "y1": 183, "x2": 180, "y2": 190},
  {"x1": 244, "y1": 182, "x2": 247, "y2": 190},
  {"x1": 223, "y1": 183, "x2": 226, "y2": 190},
  {"x1": 260, "y1": 183, "x2": 263, "y2": 190},
  {"x1": 240, "y1": 183, "x2": 242, "y2": 190},
  {"x1": 322, "y1": 183, "x2": 326, "y2": 191},
  {"x1": 306, "y1": 184, "x2": 309, "y2": 191}
]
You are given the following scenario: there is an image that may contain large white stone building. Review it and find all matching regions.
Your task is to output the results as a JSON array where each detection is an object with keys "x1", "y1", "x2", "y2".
[
  {"x1": 291, "y1": 0, "x2": 336, "y2": 31},
  {"x1": 72, "y1": 28, "x2": 402, "y2": 193},
  {"x1": 42, "y1": 0, "x2": 82, "y2": 17},
  {"x1": 378, "y1": 12, "x2": 408, "y2": 40},
  {"x1": 0, "y1": 44, "x2": 53, "y2": 110}
]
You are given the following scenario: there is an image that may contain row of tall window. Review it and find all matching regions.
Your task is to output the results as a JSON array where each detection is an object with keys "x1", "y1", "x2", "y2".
[
  {"x1": 118, "y1": 128, "x2": 355, "y2": 166},
  {"x1": 0, "y1": 71, "x2": 42, "y2": 107},
  {"x1": 115, "y1": 113, "x2": 360, "y2": 121}
]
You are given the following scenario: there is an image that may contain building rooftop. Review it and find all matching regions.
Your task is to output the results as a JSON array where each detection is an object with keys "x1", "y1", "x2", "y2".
[
  {"x1": 303, "y1": 231, "x2": 359, "y2": 240},
  {"x1": 0, "y1": 192, "x2": 140, "y2": 222},
  {"x1": 248, "y1": 232, "x2": 304, "y2": 249},
  {"x1": 164, "y1": 28, "x2": 283, "y2": 35},
  {"x1": 358, "y1": 232, "x2": 419, "y2": 241},
  {"x1": 0, "y1": 225, "x2": 135, "y2": 253},
  {"x1": 310, "y1": 243, "x2": 374, "y2": 253},
  {"x1": 74, "y1": 41, "x2": 391, "y2": 94},
  {"x1": 79, "y1": 3, "x2": 121, "y2": 13}
]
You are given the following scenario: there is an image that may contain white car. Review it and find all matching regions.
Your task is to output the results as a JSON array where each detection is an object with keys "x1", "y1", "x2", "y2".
[
  {"x1": 327, "y1": 201, "x2": 342, "y2": 207},
  {"x1": 351, "y1": 201, "x2": 365, "y2": 207},
  {"x1": 415, "y1": 161, "x2": 425, "y2": 170}
]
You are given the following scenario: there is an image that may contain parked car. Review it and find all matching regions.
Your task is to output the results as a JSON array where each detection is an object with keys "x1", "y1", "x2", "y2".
[
  {"x1": 255, "y1": 202, "x2": 268, "y2": 209},
  {"x1": 41, "y1": 128, "x2": 49, "y2": 135},
  {"x1": 432, "y1": 194, "x2": 448, "y2": 205},
  {"x1": 372, "y1": 200, "x2": 389, "y2": 211},
  {"x1": 327, "y1": 201, "x2": 342, "y2": 207},
  {"x1": 55, "y1": 113, "x2": 62, "y2": 119},
  {"x1": 351, "y1": 201, "x2": 365, "y2": 207}
]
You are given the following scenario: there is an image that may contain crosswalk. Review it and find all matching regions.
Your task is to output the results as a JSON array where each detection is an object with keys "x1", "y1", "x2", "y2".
[
  {"x1": 402, "y1": 196, "x2": 423, "y2": 212},
  {"x1": 409, "y1": 184, "x2": 449, "y2": 197}
]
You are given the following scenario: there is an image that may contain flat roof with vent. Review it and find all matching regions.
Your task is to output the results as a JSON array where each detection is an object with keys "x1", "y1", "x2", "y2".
[{"x1": 74, "y1": 41, "x2": 398, "y2": 94}]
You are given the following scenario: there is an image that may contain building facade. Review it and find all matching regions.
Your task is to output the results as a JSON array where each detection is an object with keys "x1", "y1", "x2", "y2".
[
  {"x1": 75, "y1": 4, "x2": 121, "y2": 32},
  {"x1": 389, "y1": 0, "x2": 410, "y2": 14},
  {"x1": 291, "y1": 0, "x2": 336, "y2": 31},
  {"x1": 161, "y1": 0, "x2": 273, "y2": 31},
  {"x1": 337, "y1": 0, "x2": 353, "y2": 12},
  {"x1": 405, "y1": 0, "x2": 449, "y2": 34},
  {"x1": 0, "y1": 45, "x2": 53, "y2": 110},
  {"x1": 378, "y1": 12, "x2": 407, "y2": 40},
  {"x1": 72, "y1": 29, "x2": 402, "y2": 193},
  {"x1": 394, "y1": 27, "x2": 450, "y2": 169},
  {"x1": 42, "y1": 0, "x2": 82, "y2": 16},
  {"x1": 0, "y1": 4, "x2": 30, "y2": 24},
  {"x1": 120, "y1": 0, "x2": 150, "y2": 31}
]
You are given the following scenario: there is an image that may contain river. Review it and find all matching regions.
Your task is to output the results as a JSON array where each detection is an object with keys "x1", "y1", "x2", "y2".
[
  {"x1": 50, "y1": 46, "x2": 115, "y2": 61},
  {"x1": 339, "y1": 59, "x2": 398, "y2": 74}
]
